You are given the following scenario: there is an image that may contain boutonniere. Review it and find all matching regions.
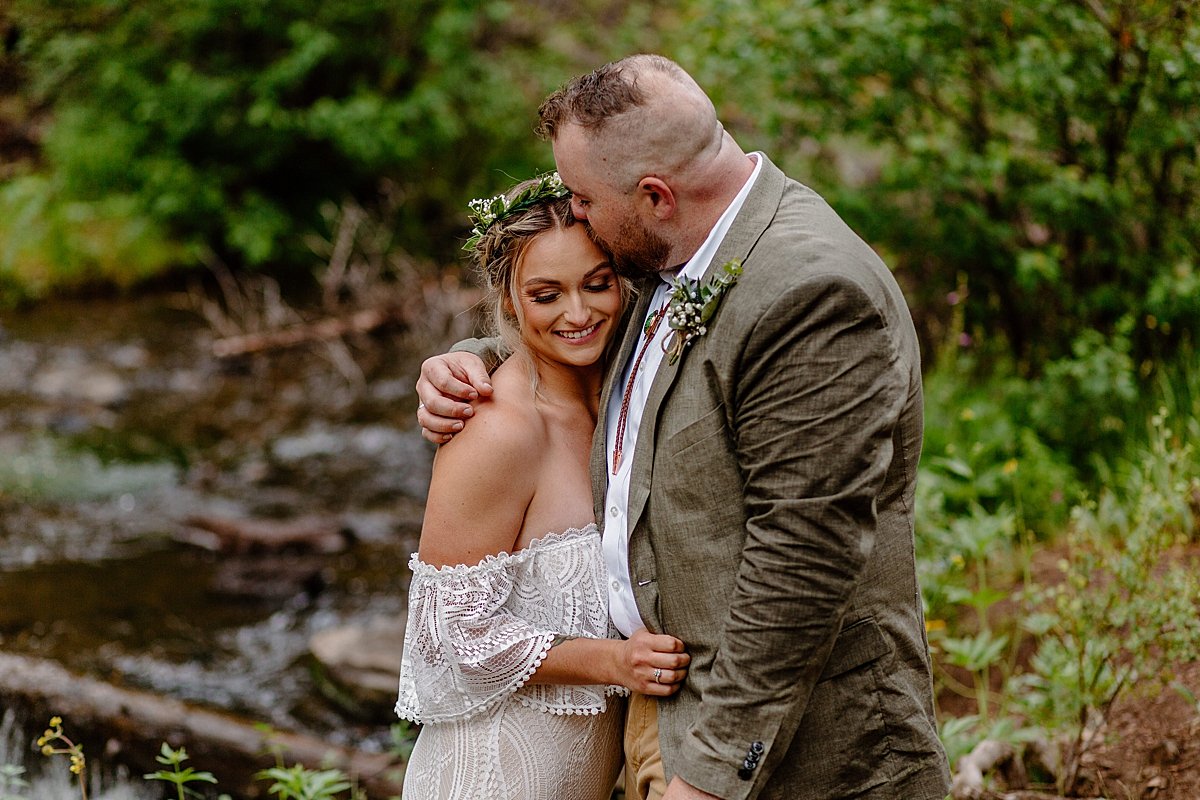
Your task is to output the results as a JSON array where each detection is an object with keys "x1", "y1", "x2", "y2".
[{"x1": 662, "y1": 258, "x2": 743, "y2": 365}]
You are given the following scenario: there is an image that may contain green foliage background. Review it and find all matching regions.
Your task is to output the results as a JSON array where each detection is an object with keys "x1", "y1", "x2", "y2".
[
  {"x1": 4, "y1": 1, "x2": 1196, "y2": 367},
  {"x1": 0, "y1": 0, "x2": 662, "y2": 291}
]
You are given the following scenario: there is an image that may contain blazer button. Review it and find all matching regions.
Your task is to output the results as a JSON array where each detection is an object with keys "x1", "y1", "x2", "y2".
[
  {"x1": 750, "y1": 741, "x2": 765, "y2": 756},
  {"x1": 737, "y1": 764, "x2": 754, "y2": 780}
]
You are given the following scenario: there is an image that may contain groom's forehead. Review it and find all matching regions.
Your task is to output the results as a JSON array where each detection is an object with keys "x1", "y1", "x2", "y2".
[{"x1": 553, "y1": 129, "x2": 624, "y2": 195}]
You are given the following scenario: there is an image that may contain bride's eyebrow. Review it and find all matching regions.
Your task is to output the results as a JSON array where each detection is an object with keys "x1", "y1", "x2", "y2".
[
  {"x1": 522, "y1": 276, "x2": 563, "y2": 288},
  {"x1": 522, "y1": 264, "x2": 612, "y2": 288}
]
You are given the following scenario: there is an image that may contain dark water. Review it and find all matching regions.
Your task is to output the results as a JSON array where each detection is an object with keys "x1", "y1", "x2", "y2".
[{"x1": 0, "y1": 292, "x2": 438, "y2": 757}]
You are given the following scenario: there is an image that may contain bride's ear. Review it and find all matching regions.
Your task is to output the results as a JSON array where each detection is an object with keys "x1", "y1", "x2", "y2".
[
  {"x1": 636, "y1": 177, "x2": 676, "y2": 221},
  {"x1": 502, "y1": 291, "x2": 519, "y2": 322}
]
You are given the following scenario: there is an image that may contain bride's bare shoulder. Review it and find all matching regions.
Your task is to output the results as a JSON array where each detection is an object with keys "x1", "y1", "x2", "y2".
[
  {"x1": 418, "y1": 362, "x2": 545, "y2": 563},
  {"x1": 433, "y1": 361, "x2": 545, "y2": 474}
]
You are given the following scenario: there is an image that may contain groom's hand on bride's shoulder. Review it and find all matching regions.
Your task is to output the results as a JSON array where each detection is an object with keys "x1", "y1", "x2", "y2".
[{"x1": 416, "y1": 351, "x2": 494, "y2": 444}]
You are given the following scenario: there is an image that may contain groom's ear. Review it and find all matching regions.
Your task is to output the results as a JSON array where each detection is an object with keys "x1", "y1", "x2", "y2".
[{"x1": 636, "y1": 177, "x2": 676, "y2": 220}]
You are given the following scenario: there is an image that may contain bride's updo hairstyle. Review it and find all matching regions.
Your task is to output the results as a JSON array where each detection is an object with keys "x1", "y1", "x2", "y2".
[{"x1": 469, "y1": 181, "x2": 582, "y2": 357}]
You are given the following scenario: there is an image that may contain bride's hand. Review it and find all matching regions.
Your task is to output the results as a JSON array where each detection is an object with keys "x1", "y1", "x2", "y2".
[
  {"x1": 617, "y1": 628, "x2": 690, "y2": 696},
  {"x1": 415, "y1": 352, "x2": 493, "y2": 444}
]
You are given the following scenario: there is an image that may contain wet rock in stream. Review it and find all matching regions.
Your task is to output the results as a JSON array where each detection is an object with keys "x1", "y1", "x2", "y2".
[{"x1": 309, "y1": 616, "x2": 407, "y2": 720}]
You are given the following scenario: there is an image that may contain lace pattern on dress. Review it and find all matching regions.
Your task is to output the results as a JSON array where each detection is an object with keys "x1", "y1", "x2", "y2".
[{"x1": 395, "y1": 524, "x2": 626, "y2": 724}]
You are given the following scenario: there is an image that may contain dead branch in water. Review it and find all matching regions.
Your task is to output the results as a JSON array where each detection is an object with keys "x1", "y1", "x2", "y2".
[
  {"x1": 187, "y1": 192, "x2": 480, "y2": 375},
  {"x1": 209, "y1": 306, "x2": 402, "y2": 358}
]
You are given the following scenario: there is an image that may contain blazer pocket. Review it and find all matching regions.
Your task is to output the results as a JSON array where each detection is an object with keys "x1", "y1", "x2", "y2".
[
  {"x1": 818, "y1": 617, "x2": 892, "y2": 682},
  {"x1": 665, "y1": 404, "x2": 726, "y2": 458}
]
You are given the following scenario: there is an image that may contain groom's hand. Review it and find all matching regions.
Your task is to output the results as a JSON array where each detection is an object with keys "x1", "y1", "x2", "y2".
[
  {"x1": 415, "y1": 352, "x2": 493, "y2": 444},
  {"x1": 662, "y1": 776, "x2": 720, "y2": 799}
]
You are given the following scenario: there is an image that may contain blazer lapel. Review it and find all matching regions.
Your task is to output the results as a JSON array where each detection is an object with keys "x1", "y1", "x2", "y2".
[{"x1": 623, "y1": 155, "x2": 788, "y2": 531}]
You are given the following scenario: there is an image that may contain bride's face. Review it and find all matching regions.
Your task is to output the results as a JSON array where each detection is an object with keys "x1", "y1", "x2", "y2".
[{"x1": 511, "y1": 225, "x2": 623, "y2": 370}]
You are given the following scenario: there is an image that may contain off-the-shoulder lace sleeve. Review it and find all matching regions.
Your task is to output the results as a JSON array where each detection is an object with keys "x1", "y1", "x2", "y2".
[
  {"x1": 395, "y1": 526, "x2": 626, "y2": 723},
  {"x1": 395, "y1": 555, "x2": 555, "y2": 723}
]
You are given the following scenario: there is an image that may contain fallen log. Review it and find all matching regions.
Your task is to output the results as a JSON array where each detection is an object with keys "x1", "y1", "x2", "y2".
[
  {"x1": 0, "y1": 653, "x2": 403, "y2": 798},
  {"x1": 178, "y1": 513, "x2": 352, "y2": 555},
  {"x1": 211, "y1": 307, "x2": 401, "y2": 358}
]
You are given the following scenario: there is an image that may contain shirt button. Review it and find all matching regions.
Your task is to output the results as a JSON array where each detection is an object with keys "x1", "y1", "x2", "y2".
[
  {"x1": 609, "y1": 506, "x2": 619, "y2": 517},
  {"x1": 611, "y1": 580, "x2": 621, "y2": 592}
]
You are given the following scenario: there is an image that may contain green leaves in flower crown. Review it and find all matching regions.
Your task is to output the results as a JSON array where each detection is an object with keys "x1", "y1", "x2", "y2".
[{"x1": 463, "y1": 172, "x2": 569, "y2": 251}]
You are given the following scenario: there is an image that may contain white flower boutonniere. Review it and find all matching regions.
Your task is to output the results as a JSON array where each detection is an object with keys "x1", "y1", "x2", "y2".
[{"x1": 662, "y1": 258, "x2": 743, "y2": 365}]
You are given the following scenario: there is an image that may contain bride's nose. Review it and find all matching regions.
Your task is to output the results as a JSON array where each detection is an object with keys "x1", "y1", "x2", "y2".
[{"x1": 563, "y1": 293, "x2": 590, "y2": 326}]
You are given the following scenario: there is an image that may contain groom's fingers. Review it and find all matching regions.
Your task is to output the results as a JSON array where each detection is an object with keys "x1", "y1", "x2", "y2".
[{"x1": 416, "y1": 357, "x2": 491, "y2": 443}]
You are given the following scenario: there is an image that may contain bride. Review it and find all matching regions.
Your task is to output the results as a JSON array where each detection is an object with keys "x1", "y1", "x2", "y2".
[{"x1": 396, "y1": 174, "x2": 690, "y2": 799}]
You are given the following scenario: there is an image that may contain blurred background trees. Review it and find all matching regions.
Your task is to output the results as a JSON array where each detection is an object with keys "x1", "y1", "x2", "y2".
[
  {"x1": 1, "y1": 0, "x2": 1196, "y2": 474},
  {"x1": 0, "y1": 0, "x2": 659, "y2": 293},
  {"x1": 3, "y1": 1, "x2": 1195, "y2": 359}
]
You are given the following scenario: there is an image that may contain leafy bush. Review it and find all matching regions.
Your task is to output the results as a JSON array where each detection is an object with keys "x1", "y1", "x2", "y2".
[
  {"x1": 1012, "y1": 409, "x2": 1200, "y2": 794},
  {"x1": 678, "y1": 0, "x2": 1200, "y2": 369},
  {"x1": 0, "y1": 173, "x2": 188, "y2": 301},
  {"x1": 3, "y1": 0, "x2": 624, "y2": 284}
]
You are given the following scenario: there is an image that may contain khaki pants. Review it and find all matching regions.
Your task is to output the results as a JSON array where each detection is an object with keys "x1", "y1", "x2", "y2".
[{"x1": 623, "y1": 693, "x2": 667, "y2": 800}]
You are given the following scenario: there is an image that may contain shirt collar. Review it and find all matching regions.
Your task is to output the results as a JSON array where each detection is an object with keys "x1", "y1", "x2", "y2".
[{"x1": 659, "y1": 152, "x2": 763, "y2": 288}]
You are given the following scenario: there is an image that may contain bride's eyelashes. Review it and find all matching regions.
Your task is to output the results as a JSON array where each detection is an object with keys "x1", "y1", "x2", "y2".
[{"x1": 528, "y1": 281, "x2": 613, "y2": 304}]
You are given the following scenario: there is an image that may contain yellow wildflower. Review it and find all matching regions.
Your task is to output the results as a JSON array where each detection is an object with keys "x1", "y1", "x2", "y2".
[
  {"x1": 1002, "y1": 459, "x2": 1018, "y2": 475},
  {"x1": 49, "y1": 716, "x2": 62, "y2": 727}
]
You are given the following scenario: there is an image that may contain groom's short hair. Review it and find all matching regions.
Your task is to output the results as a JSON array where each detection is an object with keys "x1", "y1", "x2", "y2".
[{"x1": 536, "y1": 54, "x2": 684, "y2": 140}]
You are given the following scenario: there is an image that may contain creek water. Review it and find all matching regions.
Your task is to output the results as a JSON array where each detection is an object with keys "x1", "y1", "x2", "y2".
[{"x1": 0, "y1": 292, "x2": 438, "y2": 773}]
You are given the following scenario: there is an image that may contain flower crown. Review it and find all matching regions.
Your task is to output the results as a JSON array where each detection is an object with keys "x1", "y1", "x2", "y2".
[{"x1": 463, "y1": 171, "x2": 570, "y2": 251}]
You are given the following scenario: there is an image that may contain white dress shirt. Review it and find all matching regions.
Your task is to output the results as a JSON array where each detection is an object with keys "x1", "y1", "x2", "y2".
[{"x1": 602, "y1": 153, "x2": 764, "y2": 637}]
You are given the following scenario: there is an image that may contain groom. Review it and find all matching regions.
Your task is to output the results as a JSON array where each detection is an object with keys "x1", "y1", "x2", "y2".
[{"x1": 417, "y1": 55, "x2": 950, "y2": 800}]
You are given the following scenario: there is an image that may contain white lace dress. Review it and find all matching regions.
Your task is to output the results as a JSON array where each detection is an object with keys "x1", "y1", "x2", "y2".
[{"x1": 396, "y1": 524, "x2": 627, "y2": 799}]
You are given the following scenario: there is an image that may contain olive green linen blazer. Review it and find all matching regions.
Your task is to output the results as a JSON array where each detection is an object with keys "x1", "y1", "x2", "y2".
[{"x1": 589, "y1": 156, "x2": 950, "y2": 800}]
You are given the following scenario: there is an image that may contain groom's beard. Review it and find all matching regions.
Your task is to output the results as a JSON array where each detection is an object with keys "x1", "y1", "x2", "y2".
[{"x1": 591, "y1": 216, "x2": 672, "y2": 278}]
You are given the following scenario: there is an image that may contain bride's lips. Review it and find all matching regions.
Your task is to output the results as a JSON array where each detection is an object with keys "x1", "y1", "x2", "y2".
[{"x1": 555, "y1": 322, "x2": 603, "y2": 344}]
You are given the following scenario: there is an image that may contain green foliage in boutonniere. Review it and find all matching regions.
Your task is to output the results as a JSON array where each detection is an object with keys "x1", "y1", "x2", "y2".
[
  {"x1": 463, "y1": 171, "x2": 569, "y2": 251},
  {"x1": 662, "y1": 258, "x2": 743, "y2": 365}
]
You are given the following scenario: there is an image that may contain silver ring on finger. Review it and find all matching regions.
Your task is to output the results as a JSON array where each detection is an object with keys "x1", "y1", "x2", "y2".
[
  {"x1": 653, "y1": 667, "x2": 663, "y2": 683},
  {"x1": 417, "y1": 402, "x2": 426, "y2": 411}
]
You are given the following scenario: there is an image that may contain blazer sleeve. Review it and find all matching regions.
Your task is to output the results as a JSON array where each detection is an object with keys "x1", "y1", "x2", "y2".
[
  {"x1": 448, "y1": 336, "x2": 509, "y2": 373},
  {"x1": 673, "y1": 273, "x2": 911, "y2": 798}
]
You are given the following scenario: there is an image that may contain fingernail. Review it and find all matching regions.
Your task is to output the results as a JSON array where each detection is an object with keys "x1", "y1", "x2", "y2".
[
  {"x1": 452, "y1": 421, "x2": 464, "y2": 431},
  {"x1": 462, "y1": 407, "x2": 474, "y2": 417}
]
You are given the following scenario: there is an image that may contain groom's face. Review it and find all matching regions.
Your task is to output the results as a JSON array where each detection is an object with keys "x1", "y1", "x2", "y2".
[{"x1": 552, "y1": 126, "x2": 671, "y2": 277}]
